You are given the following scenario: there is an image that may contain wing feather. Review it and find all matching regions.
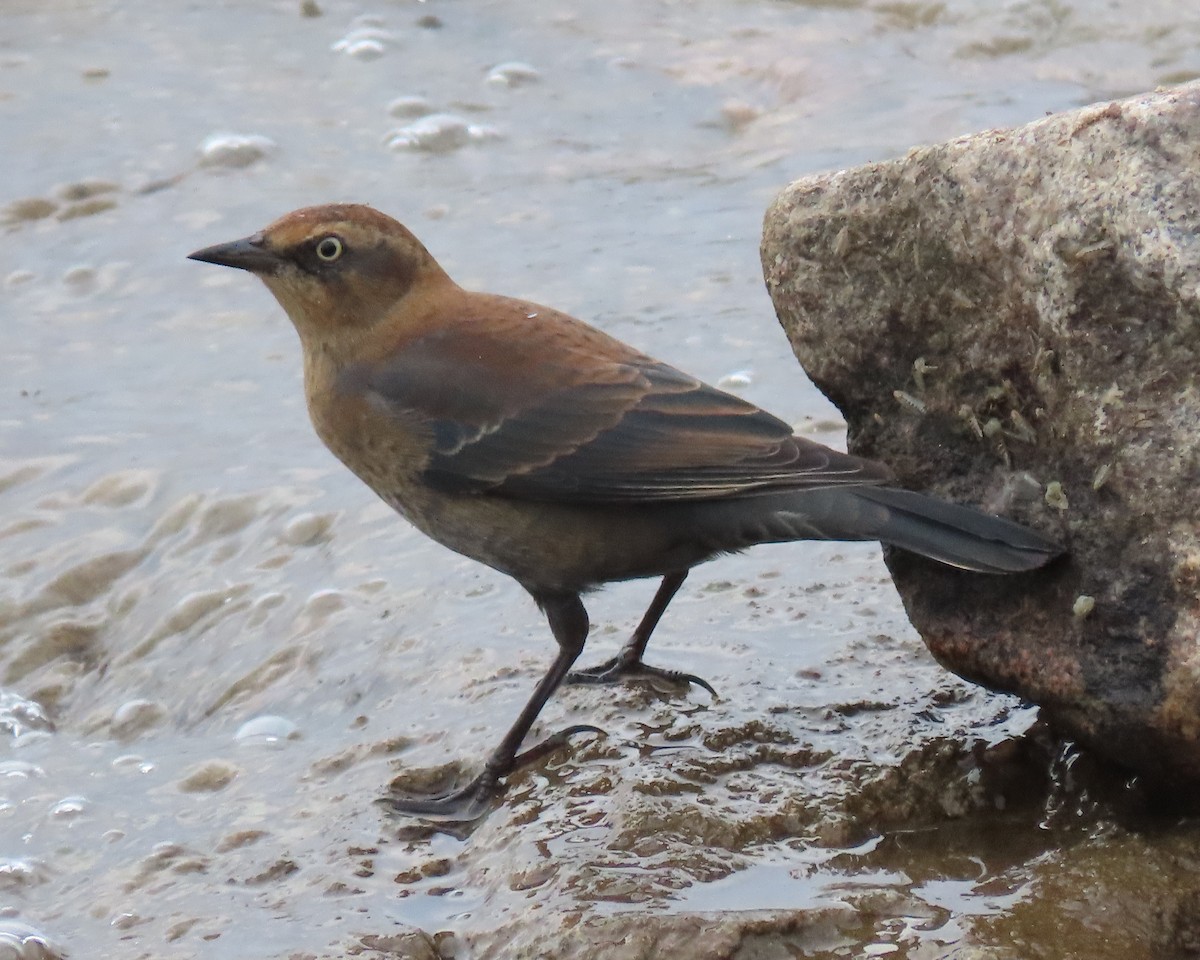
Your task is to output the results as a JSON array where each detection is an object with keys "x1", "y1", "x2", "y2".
[{"x1": 344, "y1": 306, "x2": 891, "y2": 503}]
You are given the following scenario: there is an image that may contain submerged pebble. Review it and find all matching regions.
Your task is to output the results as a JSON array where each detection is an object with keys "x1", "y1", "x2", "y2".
[
  {"x1": 56, "y1": 179, "x2": 118, "y2": 202},
  {"x1": 82, "y1": 469, "x2": 157, "y2": 508},
  {"x1": 61, "y1": 265, "x2": 97, "y2": 292},
  {"x1": 3, "y1": 198, "x2": 57, "y2": 224},
  {"x1": 177, "y1": 759, "x2": 239, "y2": 792},
  {"x1": 57, "y1": 198, "x2": 118, "y2": 221},
  {"x1": 718, "y1": 98, "x2": 762, "y2": 132},
  {"x1": 198, "y1": 133, "x2": 276, "y2": 168}
]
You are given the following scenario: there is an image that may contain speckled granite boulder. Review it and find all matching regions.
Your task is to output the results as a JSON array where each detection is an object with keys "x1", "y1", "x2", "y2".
[{"x1": 761, "y1": 81, "x2": 1200, "y2": 782}]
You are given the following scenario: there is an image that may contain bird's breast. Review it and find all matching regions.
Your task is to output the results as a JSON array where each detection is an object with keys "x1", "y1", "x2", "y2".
[{"x1": 303, "y1": 361, "x2": 428, "y2": 509}]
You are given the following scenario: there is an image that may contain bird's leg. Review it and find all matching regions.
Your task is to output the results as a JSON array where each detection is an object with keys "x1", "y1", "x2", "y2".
[
  {"x1": 566, "y1": 571, "x2": 715, "y2": 696},
  {"x1": 379, "y1": 592, "x2": 600, "y2": 821}
]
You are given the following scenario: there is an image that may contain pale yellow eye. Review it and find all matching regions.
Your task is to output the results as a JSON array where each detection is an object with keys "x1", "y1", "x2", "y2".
[{"x1": 316, "y1": 236, "x2": 343, "y2": 261}]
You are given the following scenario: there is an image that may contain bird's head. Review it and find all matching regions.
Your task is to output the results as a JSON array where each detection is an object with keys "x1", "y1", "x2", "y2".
[{"x1": 189, "y1": 204, "x2": 452, "y2": 352}]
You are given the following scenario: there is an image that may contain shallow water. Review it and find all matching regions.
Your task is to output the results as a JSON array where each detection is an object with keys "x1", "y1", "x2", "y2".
[{"x1": 3, "y1": 0, "x2": 1200, "y2": 957}]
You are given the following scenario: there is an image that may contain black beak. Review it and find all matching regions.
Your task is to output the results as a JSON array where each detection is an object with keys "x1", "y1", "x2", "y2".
[{"x1": 187, "y1": 233, "x2": 283, "y2": 274}]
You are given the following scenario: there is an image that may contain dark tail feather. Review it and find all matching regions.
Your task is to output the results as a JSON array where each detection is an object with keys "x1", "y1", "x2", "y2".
[{"x1": 850, "y1": 486, "x2": 1063, "y2": 573}]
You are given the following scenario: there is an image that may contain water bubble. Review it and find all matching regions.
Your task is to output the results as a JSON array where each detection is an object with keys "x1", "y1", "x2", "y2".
[
  {"x1": 332, "y1": 19, "x2": 396, "y2": 59},
  {"x1": 281, "y1": 512, "x2": 334, "y2": 546},
  {"x1": 387, "y1": 95, "x2": 433, "y2": 118},
  {"x1": 111, "y1": 699, "x2": 165, "y2": 739},
  {"x1": 111, "y1": 754, "x2": 155, "y2": 774},
  {"x1": 0, "y1": 859, "x2": 47, "y2": 891},
  {"x1": 0, "y1": 693, "x2": 52, "y2": 740},
  {"x1": 717, "y1": 370, "x2": 754, "y2": 390},
  {"x1": 485, "y1": 61, "x2": 541, "y2": 87},
  {"x1": 48, "y1": 796, "x2": 89, "y2": 821},
  {"x1": 340, "y1": 38, "x2": 385, "y2": 60},
  {"x1": 0, "y1": 919, "x2": 64, "y2": 960},
  {"x1": 11, "y1": 732, "x2": 51, "y2": 751},
  {"x1": 385, "y1": 114, "x2": 501, "y2": 153},
  {"x1": 0, "y1": 762, "x2": 44, "y2": 781},
  {"x1": 198, "y1": 133, "x2": 276, "y2": 169},
  {"x1": 386, "y1": 114, "x2": 469, "y2": 151},
  {"x1": 235, "y1": 715, "x2": 300, "y2": 747},
  {"x1": 150, "y1": 841, "x2": 185, "y2": 860},
  {"x1": 304, "y1": 589, "x2": 346, "y2": 617}
]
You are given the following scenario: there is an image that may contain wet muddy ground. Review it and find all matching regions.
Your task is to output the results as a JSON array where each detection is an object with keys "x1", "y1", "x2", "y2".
[{"x1": 3, "y1": 0, "x2": 1200, "y2": 957}]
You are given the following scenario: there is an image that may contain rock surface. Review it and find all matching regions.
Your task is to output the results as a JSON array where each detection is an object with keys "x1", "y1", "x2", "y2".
[{"x1": 761, "y1": 81, "x2": 1200, "y2": 783}]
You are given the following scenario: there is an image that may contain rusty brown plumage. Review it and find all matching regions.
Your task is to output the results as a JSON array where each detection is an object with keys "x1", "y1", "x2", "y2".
[{"x1": 189, "y1": 203, "x2": 1062, "y2": 819}]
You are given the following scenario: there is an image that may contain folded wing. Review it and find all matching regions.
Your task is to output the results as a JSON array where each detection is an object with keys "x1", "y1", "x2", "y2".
[{"x1": 347, "y1": 305, "x2": 892, "y2": 504}]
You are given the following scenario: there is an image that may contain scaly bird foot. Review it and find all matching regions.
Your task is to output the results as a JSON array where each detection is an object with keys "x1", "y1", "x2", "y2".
[
  {"x1": 376, "y1": 724, "x2": 604, "y2": 823},
  {"x1": 566, "y1": 655, "x2": 717, "y2": 698}
]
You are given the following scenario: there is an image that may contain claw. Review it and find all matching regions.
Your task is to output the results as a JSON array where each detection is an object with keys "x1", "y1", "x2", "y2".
[
  {"x1": 511, "y1": 723, "x2": 606, "y2": 768},
  {"x1": 566, "y1": 657, "x2": 718, "y2": 698}
]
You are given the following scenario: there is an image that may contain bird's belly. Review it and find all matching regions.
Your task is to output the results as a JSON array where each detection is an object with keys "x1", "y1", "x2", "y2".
[
  {"x1": 307, "y1": 394, "x2": 722, "y2": 590},
  {"x1": 385, "y1": 492, "x2": 713, "y2": 594}
]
